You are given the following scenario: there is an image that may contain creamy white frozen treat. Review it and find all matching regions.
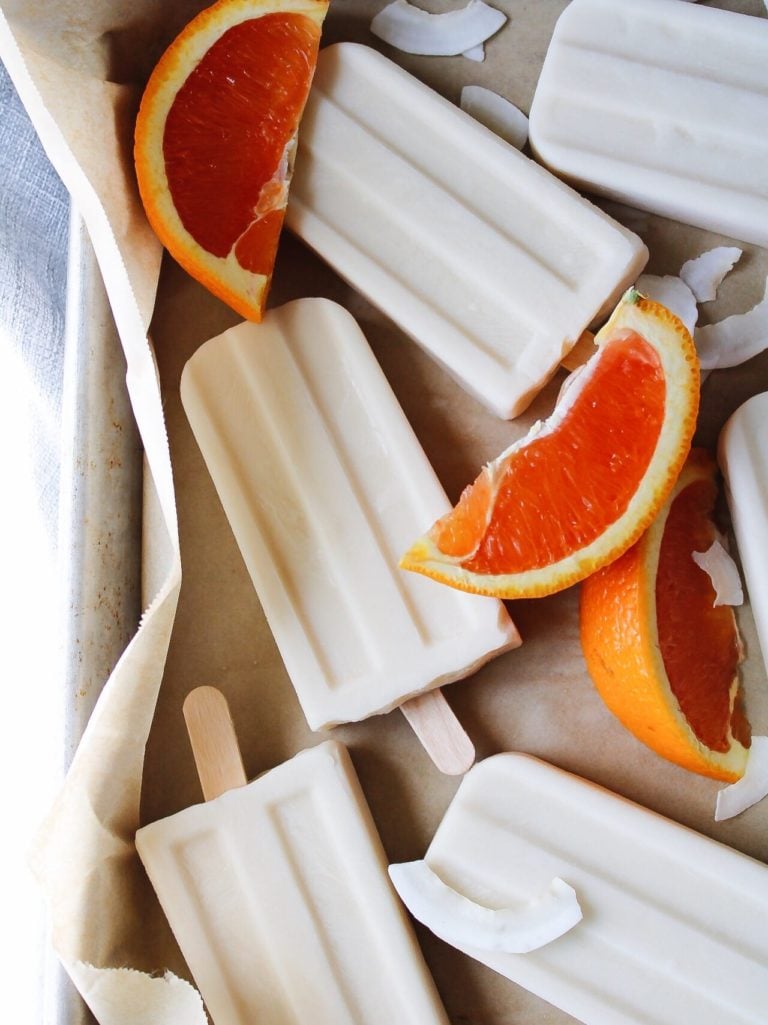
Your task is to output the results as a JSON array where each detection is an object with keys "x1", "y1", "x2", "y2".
[
  {"x1": 394, "y1": 752, "x2": 768, "y2": 1024},
  {"x1": 136, "y1": 740, "x2": 450, "y2": 1025},
  {"x1": 529, "y1": 0, "x2": 768, "y2": 247},
  {"x1": 180, "y1": 298, "x2": 519, "y2": 730},
  {"x1": 719, "y1": 392, "x2": 768, "y2": 676},
  {"x1": 286, "y1": 43, "x2": 647, "y2": 419}
]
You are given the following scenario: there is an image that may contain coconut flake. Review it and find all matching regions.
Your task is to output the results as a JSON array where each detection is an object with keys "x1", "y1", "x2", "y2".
[
  {"x1": 462, "y1": 43, "x2": 485, "y2": 61},
  {"x1": 679, "y1": 247, "x2": 742, "y2": 303},
  {"x1": 635, "y1": 274, "x2": 698, "y2": 335},
  {"x1": 695, "y1": 278, "x2": 768, "y2": 370},
  {"x1": 370, "y1": 0, "x2": 507, "y2": 57},
  {"x1": 389, "y1": 860, "x2": 582, "y2": 953},
  {"x1": 460, "y1": 86, "x2": 528, "y2": 149},
  {"x1": 715, "y1": 737, "x2": 768, "y2": 821},
  {"x1": 691, "y1": 540, "x2": 744, "y2": 607}
]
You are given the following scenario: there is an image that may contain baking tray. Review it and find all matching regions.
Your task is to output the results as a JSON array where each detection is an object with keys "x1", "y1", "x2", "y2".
[{"x1": 54, "y1": 210, "x2": 142, "y2": 1025}]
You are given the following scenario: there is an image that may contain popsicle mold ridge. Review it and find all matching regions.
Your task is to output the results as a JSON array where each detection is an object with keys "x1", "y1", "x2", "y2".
[
  {"x1": 136, "y1": 740, "x2": 451, "y2": 1025},
  {"x1": 416, "y1": 751, "x2": 768, "y2": 1025},
  {"x1": 287, "y1": 42, "x2": 647, "y2": 419},
  {"x1": 528, "y1": 0, "x2": 768, "y2": 247},
  {"x1": 180, "y1": 298, "x2": 520, "y2": 730}
]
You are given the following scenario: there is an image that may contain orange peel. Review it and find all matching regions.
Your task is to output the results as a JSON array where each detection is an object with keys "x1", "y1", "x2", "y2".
[
  {"x1": 401, "y1": 289, "x2": 700, "y2": 599},
  {"x1": 134, "y1": 0, "x2": 328, "y2": 320}
]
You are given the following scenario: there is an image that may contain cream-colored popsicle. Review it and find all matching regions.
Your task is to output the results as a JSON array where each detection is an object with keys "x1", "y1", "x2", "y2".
[
  {"x1": 528, "y1": 0, "x2": 768, "y2": 247},
  {"x1": 286, "y1": 43, "x2": 647, "y2": 420},
  {"x1": 180, "y1": 298, "x2": 519, "y2": 738},
  {"x1": 136, "y1": 689, "x2": 450, "y2": 1025},
  {"x1": 391, "y1": 753, "x2": 768, "y2": 1025},
  {"x1": 719, "y1": 392, "x2": 768, "y2": 676}
]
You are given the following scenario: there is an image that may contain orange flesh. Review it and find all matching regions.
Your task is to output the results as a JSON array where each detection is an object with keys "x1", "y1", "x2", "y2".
[
  {"x1": 655, "y1": 479, "x2": 749, "y2": 751},
  {"x1": 434, "y1": 332, "x2": 665, "y2": 572},
  {"x1": 163, "y1": 13, "x2": 320, "y2": 267}
]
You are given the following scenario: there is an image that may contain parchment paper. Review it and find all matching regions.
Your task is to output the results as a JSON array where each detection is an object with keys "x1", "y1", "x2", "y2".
[{"x1": 2, "y1": 2, "x2": 767, "y2": 1023}]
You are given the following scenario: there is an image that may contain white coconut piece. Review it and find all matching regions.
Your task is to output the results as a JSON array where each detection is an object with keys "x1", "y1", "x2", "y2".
[
  {"x1": 462, "y1": 43, "x2": 485, "y2": 61},
  {"x1": 715, "y1": 737, "x2": 768, "y2": 821},
  {"x1": 635, "y1": 274, "x2": 698, "y2": 335},
  {"x1": 388, "y1": 860, "x2": 582, "y2": 953},
  {"x1": 679, "y1": 247, "x2": 742, "y2": 302},
  {"x1": 691, "y1": 540, "x2": 744, "y2": 607},
  {"x1": 695, "y1": 278, "x2": 768, "y2": 370},
  {"x1": 370, "y1": 0, "x2": 507, "y2": 56},
  {"x1": 460, "y1": 86, "x2": 528, "y2": 149}
]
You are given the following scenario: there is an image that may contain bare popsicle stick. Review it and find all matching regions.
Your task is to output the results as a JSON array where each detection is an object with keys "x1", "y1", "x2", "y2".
[
  {"x1": 400, "y1": 690, "x2": 475, "y2": 776},
  {"x1": 182, "y1": 686, "x2": 247, "y2": 800}
]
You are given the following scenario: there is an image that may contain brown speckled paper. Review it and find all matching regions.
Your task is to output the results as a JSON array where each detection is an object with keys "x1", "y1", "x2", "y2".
[{"x1": 4, "y1": 2, "x2": 767, "y2": 1023}]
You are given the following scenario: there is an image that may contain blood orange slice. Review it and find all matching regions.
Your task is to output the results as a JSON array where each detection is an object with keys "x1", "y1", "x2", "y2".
[
  {"x1": 134, "y1": 0, "x2": 328, "y2": 320},
  {"x1": 400, "y1": 289, "x2": 699, "y2": 598},
  {"x1": 580, "y1": 450, "x2": 749, "y2": 782}
]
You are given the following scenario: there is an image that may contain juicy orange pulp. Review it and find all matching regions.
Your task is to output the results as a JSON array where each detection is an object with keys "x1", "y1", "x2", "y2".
[
  {"x1": 656, "y1": 476, "x2": 749, "y2": 753},
  {"x1": 163, "y1": 13, "x2": 320, "y2": 276},
  {"x1": 434, "y1": 331, "x2": 666, "y2": 572}
]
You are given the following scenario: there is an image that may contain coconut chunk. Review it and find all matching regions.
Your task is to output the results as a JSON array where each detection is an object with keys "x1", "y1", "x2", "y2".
[
  {"x1": 691, "y1": 540, "x2": 744, "y2": 607},
  {"x1": 462, "y1": 44, "x2": 485, "y2": 61},
  {"x1": 715, "y1": 737, "x2": 768, "y2": 821},
  {"x1": 370, "y1": 0, "x2": 507, "y2": 56},
  {"x1": 460, "y1": 86, "x2": 528, "y2": 149},
  {"x1": 389, "y1": 859, "x2": 582, "y2": 953},
  {"x1": 635, "y1": 274, "x2": 698, "y2": 335},
  {"x1": 679, "y1": 247, "x2": 742, "y2": 302},
  {"x1": 695, "y1": 278, "x2": 768, "y2": 370}
]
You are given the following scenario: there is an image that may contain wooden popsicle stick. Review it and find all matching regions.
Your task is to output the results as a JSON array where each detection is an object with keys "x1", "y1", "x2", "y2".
[
  {"x1": 400, "y1": 689, "x2": 475, "y2": 776},
  {"x1": 183, "y1": 686, "x2": 248, "y2": 801},
  {"x1": 560, "y1": 329, "x2": 597, "y2": 372}
]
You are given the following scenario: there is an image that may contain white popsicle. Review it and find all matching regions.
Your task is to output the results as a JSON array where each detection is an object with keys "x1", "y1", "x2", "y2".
[
  {"x1": 286, "y1": 43, "x2": 647, "y2": 419},
  {"x1": 391, "y1": 752, "x2": 768, "y2": 1025},
  {"x1": 180, "y1": 298, "x2": 519, "y2": 742},
  {"x1": 719, "y1": 392, "x2": 768, "y2": 676},
  {"x1": 528, "y1": 0, "x2": 768, "y2": 247},
  {"x1": 136, "y1": 688, "x2": 450, "y2": 1025}
]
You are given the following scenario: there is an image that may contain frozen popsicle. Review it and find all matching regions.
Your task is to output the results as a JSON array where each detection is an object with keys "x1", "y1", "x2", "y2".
[
  {"x1": 390, "y1": 752, "x2": 768, "y2": 1025},
  {"x1": 528, "y1": 0, "x2": 768, "y2": 247},
  {"x1": 180, "y1": 298, "x2": 519, "y2": 769},
  {"x1": 136, "y1": 687, "x2": 450, "y2": 1025},
  {"x1": 285, "y1": 43, "x2": 647, "y2": 420},
  {"x1": 719, "y1": 392, "x2": 768, "y2": 676}
]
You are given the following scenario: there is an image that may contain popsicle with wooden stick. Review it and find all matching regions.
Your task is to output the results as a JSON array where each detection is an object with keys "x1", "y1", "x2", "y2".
[
  {"x1": 180, "y1": 298, "x2": 521, "y2": 774},
  {"x1": 135, "y1": 686, "x2": 451, "y2": 1025}
]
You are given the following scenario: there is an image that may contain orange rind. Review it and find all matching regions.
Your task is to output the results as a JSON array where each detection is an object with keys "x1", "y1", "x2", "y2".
[
  {"x1": 401, "y1": 289, "x2": 700, "y2": 599},
  {"x1": 580, "y1": 450, "x2": 749, "y2": 782},
  {"x1": 134, "y1": 0, "x2": 328, "y2": 320}
]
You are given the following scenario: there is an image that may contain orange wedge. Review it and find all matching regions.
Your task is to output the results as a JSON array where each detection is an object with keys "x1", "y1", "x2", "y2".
[
  {"x1": 580, "y1": 450, "x2": 749, "y2": 781},
  {"x1": 134, "y1": 0, "x2": 328, "y2": 320},
  {"x1": 401, "y1": 289, "x2": 700, "y2": 598}
]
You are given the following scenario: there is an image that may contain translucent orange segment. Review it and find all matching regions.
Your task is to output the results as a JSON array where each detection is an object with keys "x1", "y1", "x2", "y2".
[
  {"x1": 163, "y1": 13, "x2": 320, "y2": 262},
  {"x1": 656, "y1": 478, "x2": 748, "y2": 752},
  {"x1": 440, "y1": 333, "x2": 665, "y2": 574},
  {"x1": 432, "y1": 472, "x2": 492, "y2": 558}
]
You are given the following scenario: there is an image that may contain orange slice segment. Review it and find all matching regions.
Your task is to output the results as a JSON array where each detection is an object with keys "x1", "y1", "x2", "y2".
[
  {"x1": 134, "y1": 0, "x2": 328, "y2": 320},
  {"x1": 401, "y1": 289, "x2": 700, "y2": 598},
  {"x1": 580, "y1": 450, "x2": 750, "y2": 782}
]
